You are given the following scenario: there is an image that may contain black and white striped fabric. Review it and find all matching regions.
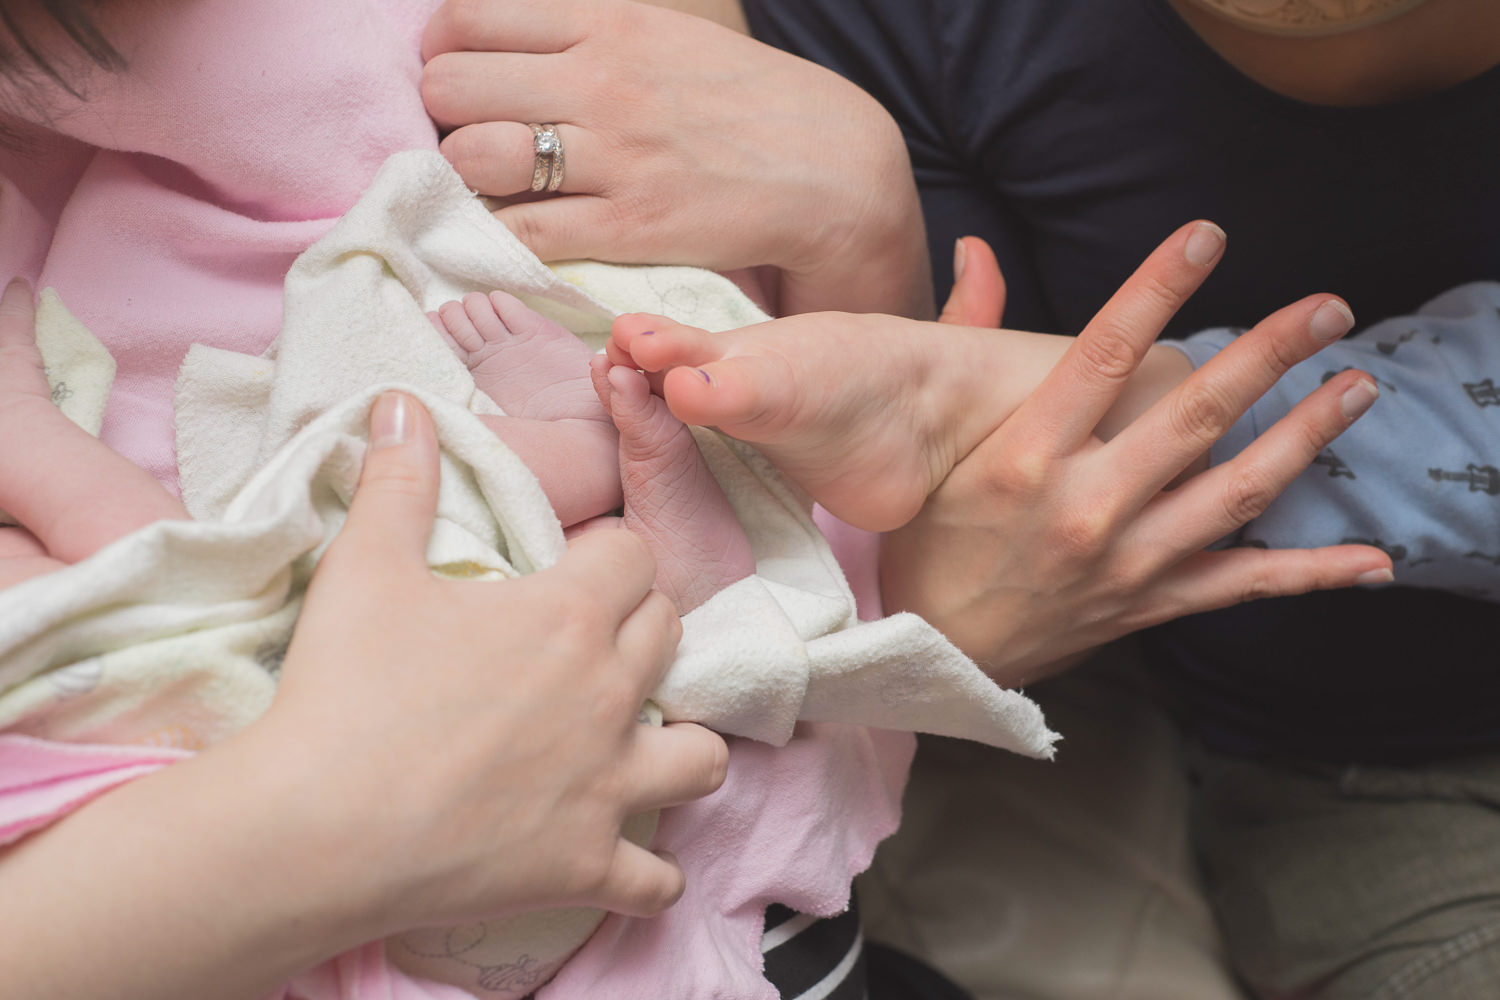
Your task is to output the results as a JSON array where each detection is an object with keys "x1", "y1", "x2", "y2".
[
  {"x1": 760, "y1": 893, "x2": 976, "y2": 1000},
  {"x1": 760, "y1": 901, "x2": 867, "y2": 1000}
]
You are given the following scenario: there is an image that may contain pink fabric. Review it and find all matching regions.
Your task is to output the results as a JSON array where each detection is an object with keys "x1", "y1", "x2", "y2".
[
  {"x1": 0, "y1": 0, "x2": 440, "y2": 491},
  {"x1": 814, "y1": 506, "x2": 885, "y2": 621},
  {"x1": 0, "y1": 3, "x2": 914, "y2": 997},
  {"x1": 0, "y1": 734, "x2": 191, "y2": 846},
  {"x1": 546, "y1": 725, "x2": 913, "y2": 1000}
]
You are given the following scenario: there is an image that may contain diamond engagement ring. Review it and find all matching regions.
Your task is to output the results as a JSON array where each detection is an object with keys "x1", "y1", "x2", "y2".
[{"x1": 529, "y1": 123, "x2": 565, "y2": 193}]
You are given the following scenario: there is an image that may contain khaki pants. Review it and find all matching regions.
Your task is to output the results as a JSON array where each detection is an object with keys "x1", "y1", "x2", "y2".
[
  {"x1": 1191, "y1": 744, "x2": 1500, "y2": 999},
  {"x1": 859, "y1": 644, "x2": 1244, "y2": 1000}
]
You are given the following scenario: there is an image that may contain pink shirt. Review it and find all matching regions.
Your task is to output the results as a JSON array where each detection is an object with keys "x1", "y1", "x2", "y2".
[{"x1": 0, "y1": 0, "x2": 439, "y2": 490}]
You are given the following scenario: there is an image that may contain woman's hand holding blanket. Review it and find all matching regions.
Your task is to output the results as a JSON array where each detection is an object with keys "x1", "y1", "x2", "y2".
[
  {"x1": 0, "y1": 392, "x2": 728, "y2": 1000},
  {"x1": 266, "y1": 392, "x2": 730, "y2": 933}
]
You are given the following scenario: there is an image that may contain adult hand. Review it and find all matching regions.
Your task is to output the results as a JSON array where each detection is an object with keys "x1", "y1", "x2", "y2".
[
  {"x1": 881, "y1": 222, "x2": 1394, "y2": 685},
  {"x1": 261, "y1": 392, "x2": 729, "y2": 936},
  {"x1": 0, "y1": 390, "x2": 726, "y2": 1000},
  {"x1": 421, "y1": 0, "x2": 933, "y2": 318}
]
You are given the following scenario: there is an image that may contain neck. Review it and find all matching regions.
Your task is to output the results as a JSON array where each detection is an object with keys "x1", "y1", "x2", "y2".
[
  {"x1": 1168, "y1": 0, "x2": 1500, "y2": 104},
  {"x1": 1181, "y1": 0, "x2": 1431, "y2": 38}
]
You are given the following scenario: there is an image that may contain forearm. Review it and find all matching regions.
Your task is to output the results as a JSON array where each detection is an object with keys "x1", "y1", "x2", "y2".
[{"x1": 0, "y1": 727, "x2": 372, "y2": 1000}]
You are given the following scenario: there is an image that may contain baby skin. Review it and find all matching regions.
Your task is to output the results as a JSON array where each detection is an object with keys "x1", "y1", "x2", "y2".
[
  {"x1": 0, "y1": 280, "x2": 188, "y2": 589},
  {"x1": 604, "y1": 225, "x2": 1362, "y2": 537},
  {"x1": 434, "y1": 291, "x2": 755, "y2": 614},
  {"x1": 606, "y1": 307, "x2": 1077, "y2": 533},
  {"x1": 0, "y1": 282, "x2": 753, "y2": 618}
]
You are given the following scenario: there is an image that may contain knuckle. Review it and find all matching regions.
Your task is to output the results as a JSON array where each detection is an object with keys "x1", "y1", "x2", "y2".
[
  {"x1": 1235, "y1": 566, "x2": 1279, "y2": 604},
  {"x1": 647, "y1": 868, "x2": 687, "y2": 914},
  {"x1": 1165, "y1": 382, "x2": 1236, "y2": 447},
  {"x1": 572, "y1": 61, "x2": 618, "y2": 104},
  {"x1": 568, "y1": 845, "x2": 616, "y2": 898},
  {"x1": 359, "y1": 462, "x2": 429, "y2": 502},
  {"x1": 1290, "y1": 415, "x2": 1336, "y2": 460},
  {"x1": 1259, "y1": 327, "x2": 1308, "y2": 377},
  {"x1": 419, "y1": 57, "x2": 461, "y2": 119},
  {"x1": 1074, "y1": 323, "x2": 1143, "y2": 384},
  {"x1": 982, "y1": 449, "x2": 1052, "y2": 498},
  {"x1": 437, "y1": 127, "x2": 482, "y2": 177},
  {"x1": 503, "y1": 210, "x2": 548, "y2": 251},
  {"x1": 1220, "y1": 465, "x2": 1278, "y2": 525},
  {"x1": 1050, "y1": 505, "x2": 1115, "y2": 559},
  {"x1": 1137, "y1": 273, "x2": 1188, "y2": 315},
  {"x1": 601, "y1": 185, "x2": 653, "y2": 231}
]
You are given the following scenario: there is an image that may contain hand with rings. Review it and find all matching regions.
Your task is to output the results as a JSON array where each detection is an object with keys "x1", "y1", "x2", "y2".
[{"x1": 421, "y1": 0, "x2": 933, "y2": 318}]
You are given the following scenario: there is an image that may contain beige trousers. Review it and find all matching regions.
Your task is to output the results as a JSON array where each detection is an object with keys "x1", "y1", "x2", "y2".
[{"x1": 858, "y1": 642, "x2": 1245, "y2": 1000}]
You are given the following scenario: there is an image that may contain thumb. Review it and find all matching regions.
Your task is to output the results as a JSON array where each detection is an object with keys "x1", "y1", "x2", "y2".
[
  {"x1": 336, "y1": 392, "x2": 441, "y2": 570},
  {"x1": 938, "y1": 236, "x2": 1006, "y2": 328}
]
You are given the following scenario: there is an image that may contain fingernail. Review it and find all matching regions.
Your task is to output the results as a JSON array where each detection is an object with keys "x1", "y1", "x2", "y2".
[
  {"x1": 1310, "y1": 299, "x2": 1355, "y2": 342},
  {"x1": 1184, "y1": 222, "x2": 1226, "y2": 267},
  {"x1": 1340, "y1": 377, "x2": 1379, "y2": 421},
  {"x1": 369, "y1": 392, "x2": 412, "y2": 450},
  {"x1": 696, "y1": 368, "x2": 713, "y2": 386},
  {"x1": 1356, "y1": 567, "x2": 1394, "y2": 586},
  {"x1": 953, "y1": 238, "x2": 967, "y2": 282}
]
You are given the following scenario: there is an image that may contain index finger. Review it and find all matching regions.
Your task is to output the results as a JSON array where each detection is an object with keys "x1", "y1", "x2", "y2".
[
  {"x1": 1012, "y1": 220, "x2": 1225, "y2": 452},
  {"x1": 422, "y1": 0, "x2": 587, "y2": 60}
]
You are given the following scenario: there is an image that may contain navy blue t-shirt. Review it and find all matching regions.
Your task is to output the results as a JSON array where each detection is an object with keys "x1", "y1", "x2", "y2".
[{"x1": 745, "y1": 0, "x2": 1500, "y2": 763}]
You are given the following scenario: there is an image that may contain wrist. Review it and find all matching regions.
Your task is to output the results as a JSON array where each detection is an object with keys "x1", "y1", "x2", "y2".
[{"x1": 777, "y1": 110, "x2": 934, "y2": 318}]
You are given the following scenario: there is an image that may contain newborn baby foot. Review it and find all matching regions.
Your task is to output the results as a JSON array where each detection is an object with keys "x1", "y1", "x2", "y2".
[
  {"x1": 0, "y1": 280, "x2": 185, "y2": 587},
  {"x1": 591, "y1": 355, "x2": 754, "y2": 615},
  {"x1": 437, "y1": 291, "x2": 603, "y2": 422},
  {"x1": 435, "y1": 291, "x2": 620, "y2": 526},
  {"x1": 608, "y1": 312, "x2": 1070, "y2": 532}
]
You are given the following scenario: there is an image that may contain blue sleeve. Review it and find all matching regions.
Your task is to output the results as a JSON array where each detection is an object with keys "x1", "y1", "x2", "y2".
[{"x1": 1162, "y1": 282, "x2": 1500, "y2": 600}]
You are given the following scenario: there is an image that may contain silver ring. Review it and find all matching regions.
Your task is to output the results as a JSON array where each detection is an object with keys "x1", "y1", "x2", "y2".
[{"x1": 529, "y1": 123, "x2": 565, "y2": 193}]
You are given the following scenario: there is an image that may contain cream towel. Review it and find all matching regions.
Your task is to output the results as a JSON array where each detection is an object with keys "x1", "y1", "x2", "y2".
[{"x1": 0, "y1": 149, "x2": 1057, "y2": 757}]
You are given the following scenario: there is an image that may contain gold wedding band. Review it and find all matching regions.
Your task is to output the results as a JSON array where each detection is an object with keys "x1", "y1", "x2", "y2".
[{"x1": 529, "y1": 123, "x2": 565, "y2": 193}]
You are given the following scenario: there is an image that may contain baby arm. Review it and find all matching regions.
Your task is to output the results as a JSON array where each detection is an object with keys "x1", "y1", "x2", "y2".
[
  {"x1": 1164, "y1": 282, "x2": 1500, "y2": 598},
  {"x1": 0, "y1": 280, "x2": 186, "y2": 589}
]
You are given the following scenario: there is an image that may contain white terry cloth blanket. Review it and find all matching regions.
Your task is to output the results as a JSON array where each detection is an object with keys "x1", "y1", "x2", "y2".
[
  {"x1": 0, "y1": 150, "x2": 1056, "y2": 756},
  {"x1": 0, "y1": 151, "x2": 1055, "y2": 996}
]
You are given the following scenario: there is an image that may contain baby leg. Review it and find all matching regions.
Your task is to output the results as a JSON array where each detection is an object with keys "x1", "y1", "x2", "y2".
[
  {"x1": 590, "y1": 356, "x2": 754, "y2": 615},
  {"x1": 608, "y1": 311, "x2": 1070, "y2": 532},
  {"x1": 0, "y1": 280, "x2": 185, "y2": 587},
  {"x1": 434, "y1": 291, "x2": 620, "y2": 526}
]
